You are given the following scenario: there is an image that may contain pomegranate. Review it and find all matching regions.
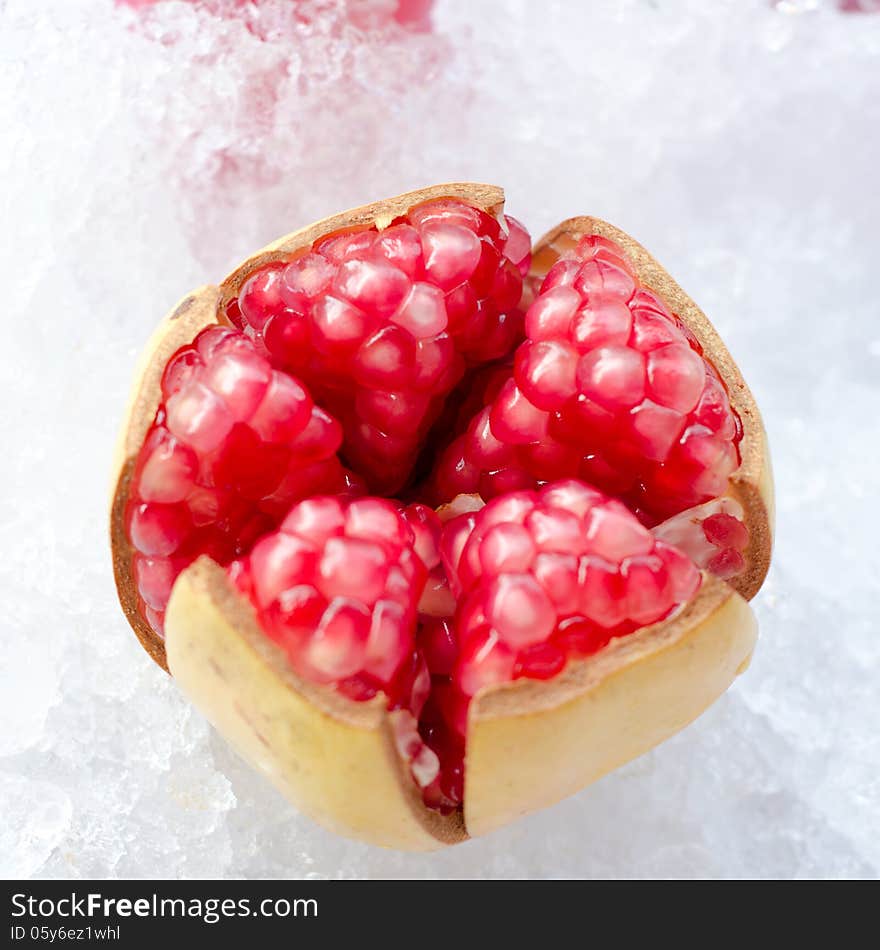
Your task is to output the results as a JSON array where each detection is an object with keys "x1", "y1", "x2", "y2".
[{"x1": 111, "y1": 183, "x2": 773, "y2": 849}]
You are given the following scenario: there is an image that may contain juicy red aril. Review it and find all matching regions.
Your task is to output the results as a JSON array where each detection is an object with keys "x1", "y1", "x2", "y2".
[
  {"x1": 135, "y1": 430, "x2": 198, "y2": 503},
  {"x1": 515, "y1": 642, "x2": 567, "y2": 680},
  {"x1": 128, "y1": 502, "x2": 191, "y2": 557},
  {"x1": 232, "y1": 199, "x2": 530, "y2": 494},
  {"x1": 502, "y1": 215, "x2": 532, "y2": 277},
  {"x1": 238, "y1": 266, "x2": 286, "y2": 332},
  {"x1": 133, "y1": 554, "x2": 179, "y2": 612},
  {"x1": 418, "y1": 617, "x2": 458, "y2": 676},
  {"x1": 703, "y1": 512, "x2": 750, "y2": 549},
  {"x1": 707, "y1": 547, "x2": 746, "y2": 580},
  {"x1": 432, "y1": 234, "x2": 742, "y2": 523}
]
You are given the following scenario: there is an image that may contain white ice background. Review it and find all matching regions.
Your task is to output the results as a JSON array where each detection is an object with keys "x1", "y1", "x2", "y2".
[{"x1": 1, "y1": 0, "x2": 878, "y2": 878}]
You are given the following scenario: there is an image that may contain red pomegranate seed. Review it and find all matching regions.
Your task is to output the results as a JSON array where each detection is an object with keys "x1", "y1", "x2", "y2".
[
  {"x1": 239, "y1": 265, "x2": 286, "y2": 332},
  {"x1": 418, "y1": 617, "x2": 458, "y2": 676},
  {"x1": 135, "y1": 430, "x2": 198, "y2": 504},
  {"x1": 127, "y1": 502, "x2": 191, "y2": 557},
  {"x1": 501, "y1": 215, "x2": 532, "y2": 277},
  {"x1": 132, "y1": 554, "x2": 179, "y2": 611},
  {"x1": 455, "y1": 631, "x2": 517, "y2": 697},
  {"x1": 703, "y1": 512, "x2": 750, "y2": 549},
  {"x1": 707, "y1": 547, "x2": 746, "y2": 580},
  {"x1": 514, "y1": 641, "x2": 566, "y2": 680},
  {"x1": 554, "y1": 619, "x2": 614, "y2": 659}
]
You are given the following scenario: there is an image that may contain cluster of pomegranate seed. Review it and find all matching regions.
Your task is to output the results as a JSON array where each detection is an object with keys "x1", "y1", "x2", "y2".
[
  {"x1": 446, "y1": 480, "x2": 701, "y2": 673},
  {"x1": 432, "y1": 234, "x2": 742, "y2": 523},
  {"x1": 227, "y1": 201, "x2": 530, "y2": 493},
  {"x1": 125, "y1": 198, "x2": 748, "y2": 813},
  {"x1": 126, "y1": 326, "x2": 356, "y2": 633},
  {"x1": 231, "y1": 496, "x2": 433, "y2": 698}
]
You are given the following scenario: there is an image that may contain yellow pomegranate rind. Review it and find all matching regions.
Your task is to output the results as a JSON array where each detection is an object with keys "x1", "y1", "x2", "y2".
[
  {"x1": 110, "y1": 189, "x2": 774, "y2": 851},
  {"x1": 166, "y1": 559, "x2": 465, "y2": 850},
  {"x1": 110, "y1": 286, "x2": 221, "y2": 671}
]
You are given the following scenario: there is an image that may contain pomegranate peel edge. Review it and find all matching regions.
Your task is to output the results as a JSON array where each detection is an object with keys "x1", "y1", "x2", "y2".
[
  {"x1": 165, "y1": 557, "x2": 467, "y2": 851},
  {"x1": 464, "y1": 577, "x2": 757, "y2": 836}
]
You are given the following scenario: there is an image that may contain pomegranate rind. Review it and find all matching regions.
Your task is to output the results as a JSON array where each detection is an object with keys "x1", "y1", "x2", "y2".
[
  {"x1": 464, "y1": 577, "x2": 756, "y2": 836},
  {"x1": 165, "y1": 558, "x2": 466, "y2": 851},
  {"x1": 529, "y1": 218, "x2": 774, "y2": 601},
  {"x1": 109, "y1": 183, "x2": 507, "y2": 672},
  {"x1": 110, "y1": 286, "x2": 222, "y2": 672}
]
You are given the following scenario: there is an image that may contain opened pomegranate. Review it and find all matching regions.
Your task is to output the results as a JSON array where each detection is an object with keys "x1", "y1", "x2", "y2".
[{"x1": 111, "y1": 183, "x2": 773, "y2": 849}]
